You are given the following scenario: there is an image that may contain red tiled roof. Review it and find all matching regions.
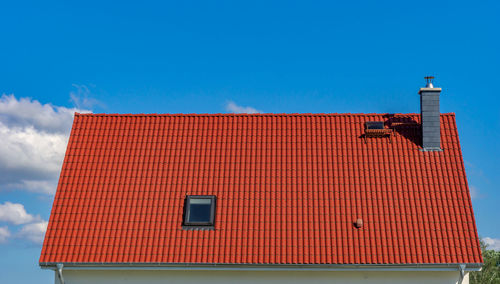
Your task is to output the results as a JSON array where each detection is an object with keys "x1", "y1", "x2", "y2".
[{"x1": 40, "y1": 113, "x2": 482, "y2": 265}]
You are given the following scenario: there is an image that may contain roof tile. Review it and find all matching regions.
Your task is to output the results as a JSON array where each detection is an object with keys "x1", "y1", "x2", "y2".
[{"x1": 40, "y1": 113, "x2": 482, "y2": 264}]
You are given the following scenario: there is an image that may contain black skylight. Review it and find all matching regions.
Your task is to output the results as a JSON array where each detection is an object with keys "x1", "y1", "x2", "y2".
[
  {"x1": 365, "y1": 121, "x2": 385, "y2": 129},
  {"x1": 183, "y1": 195, "x2": 216, "y2": 227}
]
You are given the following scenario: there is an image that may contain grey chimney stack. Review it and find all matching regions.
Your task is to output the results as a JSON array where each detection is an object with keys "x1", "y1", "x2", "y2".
[{"x1": 419, "y1": 76, "x2": 442, "y2": 151}]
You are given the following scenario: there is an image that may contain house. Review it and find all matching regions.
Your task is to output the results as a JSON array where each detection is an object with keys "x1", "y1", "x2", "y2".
[{"x1": 40, "y1": 79, "x2": 482, "y2": 284}]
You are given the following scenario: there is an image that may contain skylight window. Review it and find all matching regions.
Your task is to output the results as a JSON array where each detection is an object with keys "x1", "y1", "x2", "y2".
[
  {"x1": 365, "y1": 121, "x2": 385, "y2": 129},
  {"x1": 183, "y1": 195, "x2": 216, "y2": 227}
]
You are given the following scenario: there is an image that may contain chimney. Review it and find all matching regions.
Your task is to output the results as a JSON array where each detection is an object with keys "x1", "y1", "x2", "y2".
[{"x1": 419, "y1": 76, "x2": 442, "y2": 151}]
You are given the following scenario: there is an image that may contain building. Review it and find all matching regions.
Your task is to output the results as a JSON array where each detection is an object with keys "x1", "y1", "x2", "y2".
[{"x1": 40, "y1": 79, "x2": 482, "y2": 284}]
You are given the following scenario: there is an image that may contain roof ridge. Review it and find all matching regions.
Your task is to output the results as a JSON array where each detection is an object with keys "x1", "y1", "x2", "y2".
[{"x1": 75, "y1": 112, "x2": 456, "y2": 117}]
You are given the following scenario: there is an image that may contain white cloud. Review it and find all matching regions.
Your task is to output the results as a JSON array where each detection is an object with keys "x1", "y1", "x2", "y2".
[
  {"x1": 0, "y1": 123, "x2": 67, "y2": 193},
  {"x1": 483, "y1": 237, "x2": 500, "y2": 251},
  {"x1": 0, "y1": 201, "x2": 48, "y2": 245},
  {"x1": 9, "y1": 180, "x2": 57, "y2": 195},
  {"x1": 17, "y1": 221, "x2": 48, "y2": 244},
  {"x1": 0, "y1": 202, "x2": 37, "y2": 225},
  {"x1": 0, "y1": 226, "x2": 10, "y2": 243},
  {"x1": 225, "y1": 101, "x2": 262, "y2": 114},
  {"x1": 0, "y1": 94, "x2": 90, "y2": 194},
  {"x1": 0, "y1": 94, "x2": 83, "y2": 133},
  {"x1": 70, "y1": 84, "x2": 103, "y2": 109},
  {"x1": 469, "y1": 186, "x2": 482, "y2": 200}
]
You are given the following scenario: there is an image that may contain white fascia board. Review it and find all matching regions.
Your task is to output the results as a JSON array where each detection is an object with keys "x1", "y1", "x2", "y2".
[{"x1": 40, "y1": 263, "x2": 482, "y2": 272}]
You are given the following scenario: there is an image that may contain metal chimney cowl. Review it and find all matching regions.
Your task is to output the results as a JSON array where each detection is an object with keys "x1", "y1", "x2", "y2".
[{"x1": 419, "y1": 76, "x2": 442, "y2": 151}]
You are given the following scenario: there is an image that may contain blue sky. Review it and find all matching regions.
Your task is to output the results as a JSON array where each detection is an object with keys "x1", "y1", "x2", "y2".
[{"x1": 0, "y1": 0, "x2": 499, "y2": 282}]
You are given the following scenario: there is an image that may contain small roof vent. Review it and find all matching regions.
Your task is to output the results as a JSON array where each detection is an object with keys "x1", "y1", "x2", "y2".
[{"x1": 355, "y1": 218, "x2": 363, "y2": 228}]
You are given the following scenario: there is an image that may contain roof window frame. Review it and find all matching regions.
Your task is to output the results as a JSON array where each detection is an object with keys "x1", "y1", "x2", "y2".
[
  {"x1": 182, "y1": 195, "x2": 216, "y2": 229},
  {"x1": 365, "y1": 121, "x2": 385, "y2": 130}
]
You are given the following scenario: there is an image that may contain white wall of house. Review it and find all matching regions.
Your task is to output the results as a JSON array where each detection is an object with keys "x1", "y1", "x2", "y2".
[{"x1": 54, "y1": 269, "x2": 468, "y2": 284}]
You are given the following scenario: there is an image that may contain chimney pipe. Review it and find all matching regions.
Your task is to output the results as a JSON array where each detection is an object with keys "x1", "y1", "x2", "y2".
[{"x1": 419, "y1": 76, "x2": 442, "y2": 151}]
